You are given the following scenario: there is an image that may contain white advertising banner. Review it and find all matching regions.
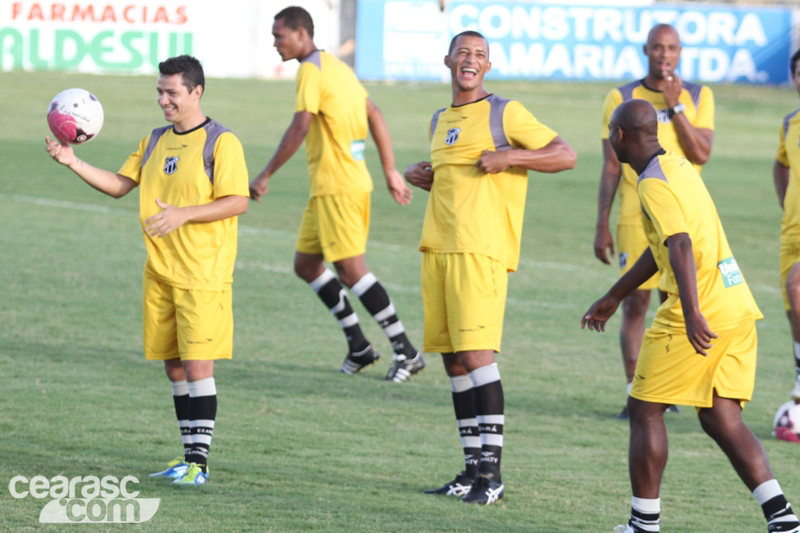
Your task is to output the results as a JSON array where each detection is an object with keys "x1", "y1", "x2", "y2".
[{"x1": 1, "y1": 0, "x2": 341, "y2": 78}]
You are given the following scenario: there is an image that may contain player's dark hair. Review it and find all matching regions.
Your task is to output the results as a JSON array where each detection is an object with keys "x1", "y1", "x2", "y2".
[
  {"x1": 275, "y1": 6, "x2": 314, "y2": 39},
  {"x1": 159, "y1": 55, "x2": 205, "y2": 96},
  {"x1": 448, "y1": 30, "x2": 487, "y2": 56},
  {"x1": 792, "y1": 49, "x2": 800, "y2": 77}
]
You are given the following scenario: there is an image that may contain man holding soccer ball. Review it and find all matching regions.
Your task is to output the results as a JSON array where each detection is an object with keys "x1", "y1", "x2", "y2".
[{"x1": 44, "y1": 55, "x2": 250, "y2": 485}]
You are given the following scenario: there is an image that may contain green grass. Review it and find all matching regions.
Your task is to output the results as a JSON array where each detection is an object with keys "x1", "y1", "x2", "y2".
[{"x1": 1, "y1": 70, "x2": 799, "y2": 532}]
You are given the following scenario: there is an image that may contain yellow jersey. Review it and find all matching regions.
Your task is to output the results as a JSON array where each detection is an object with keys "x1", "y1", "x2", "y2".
[
  {"x1": 777, "y1": 109, "x2": 800, "y2": 243},
  {"x1": 119, "y1": 119, "x2": 250, "y2": 289},
  {"x1": 420, "y1": 94, "x2": 558, "y2": 272},
  {"x1": 638, "y1": 151, "x2": 761, "y2": 332},
  {"x1": 295, "y1": 50, "x2": 372, "y2": 197},
  {"x1": 602, "y1": 80, "x2": 715, "y2": 226}
]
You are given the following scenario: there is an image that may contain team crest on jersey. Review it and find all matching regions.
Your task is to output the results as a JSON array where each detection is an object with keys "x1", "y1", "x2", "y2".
[
  {"x1": 163, "y1": 156, "x2": 179, "y2": 175},
  {"x1": 445, "y1": 128, "x2": 461, "y2": 146},
  {"x1": 656, "y1": 110, "x2": 671, "y2": 124}
]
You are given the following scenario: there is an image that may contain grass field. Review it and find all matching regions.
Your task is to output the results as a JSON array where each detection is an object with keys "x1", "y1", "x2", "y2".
[{"x1": 1, "y1": 70, "x2": 799, "y2": 532}]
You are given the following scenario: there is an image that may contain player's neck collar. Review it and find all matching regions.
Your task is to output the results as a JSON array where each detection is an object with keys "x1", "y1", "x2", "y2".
[
  {"x1": 641, "y1": 78, "x2": 661, "y2": 93},
  {"x1": 173, "y1": 117, "x2": 210, "y2": 135},
  {"x1": 451, "y1": 93, "x2": 492, "y2": 108}
]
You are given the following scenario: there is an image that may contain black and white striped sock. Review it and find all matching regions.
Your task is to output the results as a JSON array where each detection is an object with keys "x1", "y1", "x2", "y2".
[
  {"x1": 629, "y1": 496, "x2": 660, "y2": 532},
  {"x1": 450, "y1": 375, "x2": 481, "y2": 479},
  {"x1": 309, "y1": 269, "x2": 369, "y2": 352},
  {"x1": 469, "y1": 363, "x2": 504, "y2": 479},
  {"x1": 351, "y1": 273, "x2": 416, "y2": 358},
  {"x1": 754, "y1": 479, "x2": 800, "y2": 532},
  {"x1": 187, "y1": 377, "x2": 217, "y2": 472},
  {"x1": 171, "y1": 380, "x2": 191, "y2": 462}
]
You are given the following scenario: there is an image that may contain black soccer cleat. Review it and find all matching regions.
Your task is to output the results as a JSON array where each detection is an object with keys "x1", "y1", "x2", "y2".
[
  {"x1": 340, "y1": 345, "x2": 380, "y2": 374},
  {"x1": 385, "y1": 352, "x2": 426, "y2": 382},
  {"x1": 423, "y1": 471, "x2": 474, "y2": 497},
  {"x1": 462, "y1": 474, "x2": 504, "y2": 505}
]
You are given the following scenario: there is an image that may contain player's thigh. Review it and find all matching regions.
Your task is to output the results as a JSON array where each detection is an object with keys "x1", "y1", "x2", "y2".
[
  {"x1": 421, "y1": 252, "x2": 451, "y2": 353},
  {"x1": 316, "y1": 192, "x2": 370, "y2": 263},
  {"x1": 296, "y1": 197, "x2": 323, "y2": 257},
  {"x1": 174, "y1": 286, "x2": 234, "y2": 361},
  {"x1": 445, "y1": 253, "x2": 507, "y2": 354},
  {"x1": 780, "y1": 241, "x2": 800, "y2": 311},
  {"x1": 142, "y1": 274, "x2": 179, "y2": 360},
  {"x1": 617, "y1": 224, "x2": 658, "y2": 290}
]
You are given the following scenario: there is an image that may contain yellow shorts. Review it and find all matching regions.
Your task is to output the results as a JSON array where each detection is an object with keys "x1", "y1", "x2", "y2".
[
  {"x1": 143, "y1": 274, "x2": 234, "y2": 361},
  {"x1": 780, "y1": 241, "x2": 800, "y2": 311},
  {"x1": 421, "y1": 252, "x2": 508, "y2": 354},
  {"x1": 296, "y1": 192, "x2": 370, "y2": 262},
  {"x1": 631, "y1": 320, "x2": 757, "y2": 408},
  {"x1": 617, "y1": 224, "x2": 658, "y2": 290}
]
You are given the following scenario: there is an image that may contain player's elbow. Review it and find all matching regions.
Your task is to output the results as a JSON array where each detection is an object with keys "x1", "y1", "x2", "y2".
[
  {"x1": 231, "y1": 195, "x2": 249, "y2": 216},
  {"x1": 555, "y1": 144, "x2": 577, "y2": 171}
]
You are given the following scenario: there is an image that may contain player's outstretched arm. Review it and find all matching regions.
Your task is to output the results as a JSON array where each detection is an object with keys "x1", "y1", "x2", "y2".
[
  {"x1": 582, "y1": 247, "x2": 659, "y2": 332},
  {"x1": 249, "y1": 111, "x2": 313, "y2": 202},
  {"x1": 366, "y1": 98, "x2": 412, "y2": 205},
  {"x1": 594, "y1": 140, "x2": 622, "y2": 265},
  {"x1": 145, "y1": 195, "x2": 248, "y2": 237},
  {"x1": 404, "y1": 162, "x2": 433, "y2": 192},
  {"x1": 774, "y1": 159, "x2": 790, "y2": 210},
  {"x1": 44, "y1": 136, "x2": 137, "y2": 198},
  {"x1": 666, "y1": 232, "x2": 717, "y2": 355},
  {"x1": 476, "y1": 136, "x2": 576, "y2": 174}
]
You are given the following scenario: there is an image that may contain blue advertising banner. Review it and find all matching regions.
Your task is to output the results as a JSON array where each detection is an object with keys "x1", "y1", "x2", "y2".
[{"x1": 356, "y1": 0, "x2": 795, "y2": 84}]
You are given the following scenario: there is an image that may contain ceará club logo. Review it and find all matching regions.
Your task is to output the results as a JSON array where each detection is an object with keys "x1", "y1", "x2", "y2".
[{"x1": 9, "y1": 474, "x2": 160, "y2": 524}]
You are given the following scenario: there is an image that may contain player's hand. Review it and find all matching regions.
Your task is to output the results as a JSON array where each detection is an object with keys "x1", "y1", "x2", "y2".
[
  {"x1": 581, "y1": 294, "x2": 621, "y2": 332},
  {"x1": 594, "y1": 225, "x2": 615, "y2": 265},
  {"x1": 385, "y1": 168, "x2": 412, "y2": 205},
  {"x1": 404, "y1": 161, "x2": 434, "y2": 191},
  {"x1": 477, "y1": 150, "x2": 510, "y2": 174},
  {"x1": 661, "y1": 68, "x2": 682, "y2": 108},
  {"x1": 44, "y1": 136, "x2": 76, "y2": 166},
  {"x1": 145, "y1": 198, "x2": 187, "y2": 237},
  {"x1": 249, "y1": 173, "x2": 270, "y2": 202},
  {"x1": 684, "y1": 309, "x2": 717, "y2": 356}
]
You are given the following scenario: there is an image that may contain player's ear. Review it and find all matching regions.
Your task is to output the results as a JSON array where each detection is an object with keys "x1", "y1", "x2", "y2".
[
  {"x1": 444, "y1": 55, "x2": 451, "y2": 68},
  {"x1": 486, "y1": 61, "x2": 491, "y2": 74}
]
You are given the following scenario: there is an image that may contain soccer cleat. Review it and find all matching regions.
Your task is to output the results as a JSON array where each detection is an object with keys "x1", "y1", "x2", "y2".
[
  {"x1": 613, "y1": 525, "x2": 634, "y2": 533},
  {"x1": 423, "y1": 471, "x2": 473, "y2": 497},
  {"x1": 173, "y1": 463, "x2": 208, "y2": 485},
  {"x1": 665, "y1": 404, "x2": 682, "y2": 414},
  {"x1": 613, "y1": 406, "x2": 628, "y2": 420},
  {"x1": 461, "y1": 474, "x2": 504, "y2": 505},
  {"x1": 149, "y1": 457, "x2": 189, "y2": 479},
  {"x1": 340, "y1": 345, "x2": 380, "y2": 374},
  {"x1": 385, "y1": 352, "x2": 426, "y2": 382},
  {"x1": 791, "y1": 377, "x2": 800, "y2": 401}
]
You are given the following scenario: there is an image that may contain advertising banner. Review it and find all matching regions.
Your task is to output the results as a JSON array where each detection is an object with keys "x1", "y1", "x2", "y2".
[
  {"x1": 1, "y1": 0, "x2": 340, "y2": 78},
  {"x1": 355, "y1": 0, "x2": 796, "y2": 84}
]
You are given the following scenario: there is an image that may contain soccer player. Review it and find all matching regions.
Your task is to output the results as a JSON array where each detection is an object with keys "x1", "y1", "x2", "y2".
[
  {"x1": 249, "y1": 6, "x2": 424, "y2": 382},
  {"x1": 773, "y1": 49, "x2": 800, "y2": 401},
  {"x1": 583, "y1": 99, "x2": 799, "y2": 533},
  {"x1": 44, "y1": 55, "x2": 249, "y2": 485},
  {"x1": 594, "y1": 24, "x2": 714, "y2": 418},
  {"x1": 405, "y1": 31, "x2": 576, "y2": 504}
]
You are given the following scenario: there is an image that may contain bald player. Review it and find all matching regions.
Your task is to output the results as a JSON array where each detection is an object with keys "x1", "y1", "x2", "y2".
[
  {"x1": 594, "y1": 24, "x2": 714, "y2": 418},
  {"x1": 583, "y1": 99, "x2": 798, "y2": 533}
]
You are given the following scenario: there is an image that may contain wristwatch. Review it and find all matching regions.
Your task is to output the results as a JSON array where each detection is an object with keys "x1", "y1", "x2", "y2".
[{"x1": 667, "y1": 103, "x2": 685, "y2": 119}]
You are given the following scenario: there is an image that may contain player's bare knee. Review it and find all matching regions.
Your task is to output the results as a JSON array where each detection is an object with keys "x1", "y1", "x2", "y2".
[{"x1": 163, "y1": 359, "x2": 185, "y2": 381}]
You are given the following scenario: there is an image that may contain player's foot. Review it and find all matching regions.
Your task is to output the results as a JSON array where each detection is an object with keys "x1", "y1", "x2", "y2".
[
  {"x1": 423, "y1": 471, "x2": 473, "y2": 497},
  {"x1": 613, "y1": 524, "x2": 634, "y2": 533},
  {"x1": 791, "y1": 377, "x2": 800, "y2": 401},
  {"x1": 613, "y1": 406, "x2": 628, "y2": 419},
  {"x1": 173, "y1": 463, "x2": 208, "y2": 485},
  {"x1": 149, "y1": 457, "x2": 189, "y2": 479},
  {"x1": 665, "y1": 404, "x2": 682, "y2": 414},
  {"x1": 385, "y1": 352, "x2": 425, "y2": 382},
  {"x1": 340, "y1": 345, "x2": 380, "y2": 374},
  {"x1": 461, "y1": 474, "x2": 504, "y2": 505}
]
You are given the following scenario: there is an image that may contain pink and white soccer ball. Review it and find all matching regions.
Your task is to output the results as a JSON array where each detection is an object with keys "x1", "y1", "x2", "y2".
[
  {"x1": 773, "y1": 401, "x2": 800, "y2": 442},
  {"x1": 47, "y1": 88, "x2": 104, "y2": 144}
]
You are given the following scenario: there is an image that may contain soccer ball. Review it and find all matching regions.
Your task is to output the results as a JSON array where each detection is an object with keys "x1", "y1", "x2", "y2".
[
  {"x1": 773, "y1": 401, "x2": 800, "y2": 442},
  {"x1": 47, "y1": 88, "x2": 104, "y2": 144}
]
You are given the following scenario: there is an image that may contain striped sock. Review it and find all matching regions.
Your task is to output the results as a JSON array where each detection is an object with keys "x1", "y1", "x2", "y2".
[
  {"x1": 629, "y1": 496, "x2": 660, "y2": 533},
  {"x1": 170, "y1": 380, "x2": 191, "y2": 461},
  {"x1": 351, "y1": 272, "x2": 417, "y2": 358},
  {"x1": 450, "y1": 375, "x2": 481, "y2": 479},
  {"x1": 309, "y1": 269, "x2": 369, "y2": 353},
  {"x1": 187, "y1": 377, "x2": 217, "y2": 472},
  {"x1": 469, "y1": 363, "x2": 504, "y2": 479},
  {"x1": 754, "y1": 479, "x2": 800, "y2": 531}
]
